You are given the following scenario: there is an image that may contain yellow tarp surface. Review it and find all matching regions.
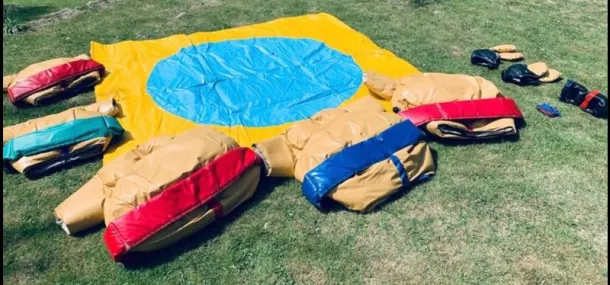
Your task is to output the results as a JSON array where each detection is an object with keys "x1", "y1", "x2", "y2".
[{"x1": 91, "y1": 13, "x2": 420, "y2": 163}]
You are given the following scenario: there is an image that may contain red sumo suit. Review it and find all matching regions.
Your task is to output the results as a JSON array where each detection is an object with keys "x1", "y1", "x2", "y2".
[
  {"x1": 364, "y1": 72, "x2": 524, "y2": 140},
  {"x1": 3, "y1": 55, "x2": 105, "y2": 106},
  {"x1": 54, "y1": 126, "x2": 261, "y2": 262}
]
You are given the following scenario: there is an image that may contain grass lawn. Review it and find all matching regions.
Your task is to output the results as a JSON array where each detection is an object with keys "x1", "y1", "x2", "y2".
[
  {"x1": 3, "y1": 0, "x2": 608, "y2": 284},
  {"x1": 3, "y1": 0, "x2": 92, "y2": 24}
]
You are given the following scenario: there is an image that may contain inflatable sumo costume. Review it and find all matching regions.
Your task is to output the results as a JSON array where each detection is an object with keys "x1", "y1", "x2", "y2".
[
  {"x1": 364, "y1": 72, "x2": 523, "y2": 140},
  {"x1": 489, "y1": 44, "x2": 524, "y2": 61},
  {"x1": 3, "y1": 99, "x2": 123, "y2": 179},
  {"x1": 253, "y1": 97, "x2": 436, "y2": 212},
  {"x1": 471, "y1": 44, "x2": 525, "y2": 70},
  {"x1": 3, "y1": 55, "x2": 104, "y2": 106},
  {"x1": 54, "y1": 126, "x2": 261, "y2": 262},
  {"x1": 502, "y1": 62, "x2": 562, "y2": 86}
]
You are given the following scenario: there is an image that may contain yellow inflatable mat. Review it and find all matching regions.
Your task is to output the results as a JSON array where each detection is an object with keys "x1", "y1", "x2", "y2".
[{"x1": 91, "y1": 13, "x2": 420, "y2": 163}]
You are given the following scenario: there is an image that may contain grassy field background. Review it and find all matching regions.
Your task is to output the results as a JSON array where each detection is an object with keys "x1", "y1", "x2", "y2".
[{"x1": 3, "y1": 0, "x2": 608, "y2": 284}]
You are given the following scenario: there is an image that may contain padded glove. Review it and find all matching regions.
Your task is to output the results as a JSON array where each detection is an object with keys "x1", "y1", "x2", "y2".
[
  {"x1": 490, "y1": 44, "x2": 517, "y2": 53},
  {"x1": 489, "y1": 44, "x2": 524, "y2": 61},
  {"x1": 471, "y1": 49, "x2": 501, "y2": 69},
  {"x1": 560, "y1": 80, "x2": 608, "y2": 118},
  {"x1": 502, "y1": 62, "x2": 562, "y2": 86},
  {"x1": 501, "y1": 64, "x2": 541, "y2": 86}
]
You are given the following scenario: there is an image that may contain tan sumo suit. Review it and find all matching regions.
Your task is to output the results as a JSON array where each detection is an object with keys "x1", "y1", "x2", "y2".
[
  {"x1": 253, "y1": 97, "x2": 436, "y2": 212},
  {"x1": 54, "y1": 126, "x2": 262, "y2": 262},
  {"x1": 363, "y1": 71, "x2": 523, "y2": 140},
  {"x1": 3, "y1": 99, "x2": 122, "y2": 179},
  {"x1": 3, "y1": 55, "x2": 105, "y2": 106}
]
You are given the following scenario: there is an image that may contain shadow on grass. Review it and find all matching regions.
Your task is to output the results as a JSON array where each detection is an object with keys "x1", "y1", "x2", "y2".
[
  {"x1": 3, "y1": 5, "x2": 55, "y2": 24},
  {"x1": 69, "y1": 223, "x2": 105, "y2": 238},
  {"x1": 121, "y1": 175, "x2": 289, "y2": 269},
  {"x1": 3, "y1": 221, "x2": 59, "y2": 248},
  {"x1": 411, "y1": 0, "x2": 443, "y2": 8},
  {"x1": 2, "y1": 222, "x2": 64, "y2": 278}
]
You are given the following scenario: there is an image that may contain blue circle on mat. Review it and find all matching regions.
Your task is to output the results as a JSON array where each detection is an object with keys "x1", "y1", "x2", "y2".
[{"x1": 146, "y1": 37, "x2": 363, "y2": 127}]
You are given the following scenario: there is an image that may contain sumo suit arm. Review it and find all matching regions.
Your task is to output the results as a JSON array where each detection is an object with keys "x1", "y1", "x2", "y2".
[
  {"x1": 2, "y1": 99, "x2": 118, "y2": 144},
  {"x1": 362, "y1": 71, "x2": 397, "y2": 100},
  {"x1": 54, "y1": 136, "x2": 172, "y2": 235},
  {"x1": 364, "y1": 71, "x2": 502, "y2": 111},
  {"x1": 253, "y1": 97, "x2": 385, "y2": 178}
]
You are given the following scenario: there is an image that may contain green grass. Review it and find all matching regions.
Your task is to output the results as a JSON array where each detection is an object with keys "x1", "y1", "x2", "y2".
[
  {"x1": 3, "y1": 0, "x2": 608, "y2": 284},
  {"x1": 3, "y1": 0, "x2": 91, "y2": 21}
]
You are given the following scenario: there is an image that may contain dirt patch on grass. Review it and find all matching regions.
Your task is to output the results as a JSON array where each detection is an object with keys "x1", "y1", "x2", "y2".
[
  {"x1": 408, "y1": 203, "x2": 448, "y2": 220},
  {"x1": 576, "y1": 228, "x2": 608, "y2": 256},
  {"x1": 26, "y1": 0, "x2": 118, "y2": 31},
  {"x1": 518, "y1": 255, "x2": 559, "y2": 272},
  {"x1": 450, "y1": 45, "x2": 463, "y2": 56},
  {"x1": 286, "y1": 261, "x2": 328, "y2": 285},
  {"x1": 39, "y1": 188, "x2": 60, "y2": 197},
  {"x1": 5, "y1": 272, "x2": 36, "y2": 285},
  {"x1": 497, "y1": 203, "x2": 548, "y2": 226},
  {"x1": 517, "y1": 255, "x2": 569, "y2": 284},
  {"x1": 365, "y1": 253, "x2": 426, "y2": 285}
]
